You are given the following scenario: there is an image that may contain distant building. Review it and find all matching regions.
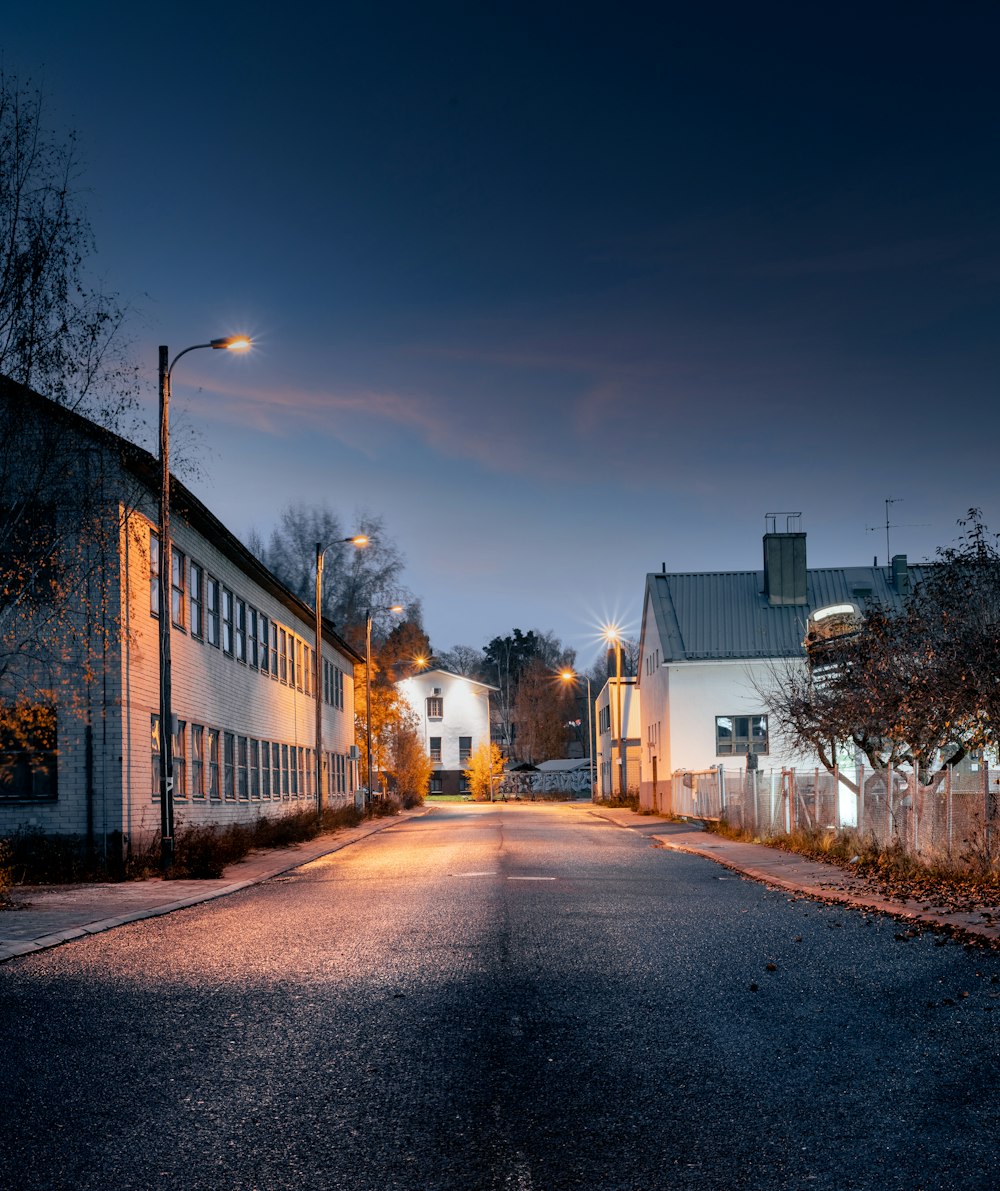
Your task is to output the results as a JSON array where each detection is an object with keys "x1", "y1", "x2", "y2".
[
  {"x1": 396, "y1": 668, "x2": 496, "y2": 795},
  {"x1": 595, "y1": 676, "x2": 641, "y2": 799},
  {"x1": 635, "y1": 517, "x2": 926, "y2": 812},
  {"x1": 0, "y1": 376, "x2": 362, "y2": 863}
]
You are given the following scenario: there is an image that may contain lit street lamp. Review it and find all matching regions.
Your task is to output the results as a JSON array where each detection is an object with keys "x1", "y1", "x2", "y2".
[
  {"x1": 604, "y1": 625, "x2": 625, "y2": 799},
  {"x1": 561, "y1": 668, "x2": 595, "y2": 799},
  {"x1": 314, "y1": 536, "x2": 368, "y2": 820},
  {"x1": 157, "y1": 336, "x2": 251, "y2": 872},
  {"x1": 364, "y1": 603, "x2": 404, "y2": 806}
]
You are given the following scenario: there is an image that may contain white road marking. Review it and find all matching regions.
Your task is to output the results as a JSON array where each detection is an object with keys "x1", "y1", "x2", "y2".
[
  {"x1": 507, "y1": 876, "x2": 556, "y2": 881},
  {"x1": 453, "y1": 871, "x2": 498, "y2": 877}
]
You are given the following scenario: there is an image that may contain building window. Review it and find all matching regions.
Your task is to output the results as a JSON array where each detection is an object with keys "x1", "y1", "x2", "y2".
[
  {"x1": 190, "y1": 563, "x2": 204, "y2": 638},
  {"x1": 260, "y1": 739, "x2": 271, "y2": 799},
  {"x1": 207, "y1": 728, "x2": 221, "y2": 800},
  {"x1": 150, "y1": 530, "x2": 160, "y2": 616},
  {"x1": 430, "y1": 774, "x2": 443, "y2": 794},
  {"x1": 151, "y1": 713, "x2": 161, "y2": 800},
  {"x1": 304, "y1": 644, "x2": 311, "y2": 697},
  {"x1": 459, "y1": 736, "x2": 472, "y2": 764},
  {"x1": 250, "y1": 738, "x2": 260, "y2": 798},
  {"x1": 171, "y1": 549, "x2": 186, "y2": 628},
  {"x1": 248, "y1": 608, "x2": 258, "y2": 668},
  {"x1": 429, "y1": 736, "x2": 442, "y2": 763},
  {"x1": 270, "y1": 622, "x2": 279, "y2": 676},
  {"x1": 258, "y1": 614, "x2": 269, "y2": 674},
  {"x1": 223, "y1": 731, "x2": 236, "y2": 799},
  {"x1": 288, "y1": 633, "x2": 296, "y2": 688},
  {"x1": 426, "y1": 696, "x2": 443, "y2": 719},
  {"x1": 222, "y1": 588, "x2": 234, "y2": 656},
  {"x1": 191, "y1": 724, "x2": 205, "y2": 799},
  {"x1": 0, "y1": 704, "x2": 58, "y2": 802},
  {"x1": 279, "y1": 628, "x2": 288, "y2": 683},
  {"x1": 281, "y1": 743, "x2": 290, "y2": 798},
  {"x1": 294, "y1": 638, "x2": 303, "y2": 691},
  {"x1": 272, "y1": 742, "x2": 282, "y2": 797},
  {"x1": 459, "y1": 775, "x2": 470, "y2": 793},
  {"x1": 290, "y1": 745, "x2": 299, "y2": 797},
  {"x1": 334, "y1": 666, "x2": 344, "y2": 710},
  {"x1": 235, "y1": 599, "x2": 246, "y2": 663},
  {"x1": 173, "y1": 719, "x2": 187, "y2": 799},
  {"x1": 237, "y1": 735, "x2": 249, "y2": 799},
  {"x1": 206, "y1": 577, "x2": 220, "y2": 647},
  {"x1": 715, "y1": 715, "x2": 769, "y2": 757}
]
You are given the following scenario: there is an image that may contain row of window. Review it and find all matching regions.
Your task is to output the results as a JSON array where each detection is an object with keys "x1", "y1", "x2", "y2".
[
  {"x1": 151, "y1": 715, "x2": 354, "y2": 802},
  {"x1": 150, "y1": 532, "x2": 346, "y2": 709},
  {"x1": 427, "y1": 736, "x2": 473, "y2": 764}
]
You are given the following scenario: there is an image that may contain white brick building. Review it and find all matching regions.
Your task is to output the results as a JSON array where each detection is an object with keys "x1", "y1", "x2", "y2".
[
  {"x1": 0, "y1": 377, "x2": 362, "y2": 863},
  {"x1": 396, "y1": 669, "x2": 496, "y2": 795}
]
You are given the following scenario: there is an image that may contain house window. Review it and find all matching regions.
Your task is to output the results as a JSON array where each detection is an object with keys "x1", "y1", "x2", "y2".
[
  {"x1": 237, "y1": 735, "x2": 249, "y2": 799},
  {"x1": 171, "y1": 549, "x2": 186, "y2": 628},
  {"x1": 429, "y1": 736, "x2": 442, "y2": 763},
  {"x1": 259, "y1": 614, "x2": 269, "y2": 674},
  {"x1": 150, "y1": 531, "x2": 160, "y2": 616},
  {"x1": 250, "y1": 738, "x2": 260, "y2": 798},
  {"x1": 430, "y1": 774, "x2": 443, "y2": 794},
  {"x1": 151, "y1": 713, "x2": 161, "y2": 799},
  {"x1": 260, "y1": 739, "x2": 271, "y2": 799},
  {"x1": 290, "y1": 746, "x2": 299, "y2": 796},
  {"x1": 0, "y1": 704, "x2": 58, "y2": 802},
  {"x1": 279, "y1": 629, "x2": 288, "y2": 683},
  {"x1": 288, "y1": 634, "x2": 296, "y2": 688},
  {"x1": 207, "y1": 728, "x2": 221, "y2": 800},
  {"x1": 459, "y1": 736, "x2": 472, "y2": 764},
  {"x1": 224, "y1": 731, "x2": 236, "y2": 799},
  {"x1": 426, "y1": 696, "x2": 443, "y2": 719},
  {"x1": 190, "y1": 563, "x2": 204, "y2": 638},
  {"x1": 206, "y1": 577, "x2": 220, "y2": 647},
  {"x1": 235, "y1": 599, "x2": 246, "y2": 663},
  {"x1": 270, "y1": 622, "x2": 279, "y2": 676},
  {"x1": 173, "y1": 720, "x2": 187, "y2": 799},
  {"x1": 459, "y1": 775, "x2": 470, "y2": 793},
  {"x1": 294, "y1": 638, "x2": 303, "y2": 690},
  {"x1": 272, "y1": 742, "x2": 281, "y2": 797},
  {"x1": 222, "y1": 588, "x2": 234, "y2": 655},
  {"x1": 334, "y1": 666, "x2": 344, "y2": 710},
  {"x1": 281, "y1": 743, "x2": 290, "y2": 798},
  {"x1": 304, "y1": 644, "x2": 311, "y2": 696},
  {"x1": 715, "y1": 715, "x2": 769, "y2": 757},
  {"x1": 248, "y1": 607, "x2": 258, "y2": 668},
  {"x1": 191, "y1": 724, "x2": 205, "y2": 799}
]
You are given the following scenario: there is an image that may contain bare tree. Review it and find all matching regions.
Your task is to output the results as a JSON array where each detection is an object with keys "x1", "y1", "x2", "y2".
[{"x1": 434, "y1": 644, "x2": 485, "y2": 678}]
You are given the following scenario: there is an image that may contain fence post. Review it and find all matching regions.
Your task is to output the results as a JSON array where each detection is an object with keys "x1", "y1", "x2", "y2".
[
  {"x1": 833, "y1": 758, "x2": 840, "y2": 829},
  {"x1": 718, "y1": 764, "x2": 726, "y2": 820},
  {"x1": 857, "y1": 761, "x2": 865, "y2": 834},
  {"x1": 887, "y1": 763, "x2": 895, "y2": 839},
  {"x1": 985, "y1": 762, "x2": 992, "y2": 862},
  {"x1": 946, "y1": 764, "x2": 953, "y2": 856},
  {"x1": 913, "y1": 769, "x2": 919, "y2": 855}
]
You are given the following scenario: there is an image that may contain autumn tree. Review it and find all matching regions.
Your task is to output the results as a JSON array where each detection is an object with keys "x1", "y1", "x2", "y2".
[
  {"x1": 378, "y1": 615, "x2": 432, "y2": 681},
  {"x1": 512, "y1": 657, "x2": 574, "y2": 763},
  {"x1": 384, "y1": 714, "x2": 433, "y2": 807},
  {"x1": 464, "y1": 740, "x2": 505, "y2": 801}
]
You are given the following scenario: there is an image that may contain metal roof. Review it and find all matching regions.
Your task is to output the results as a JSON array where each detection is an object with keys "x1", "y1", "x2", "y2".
[{"x1": 645, "y1": 564, "x2": 931, "y2": 662}]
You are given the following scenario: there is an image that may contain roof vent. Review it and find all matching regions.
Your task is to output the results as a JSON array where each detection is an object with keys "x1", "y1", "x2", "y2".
[{"x1": 891, "y1": 554, "x2": 909, "y2": 595}]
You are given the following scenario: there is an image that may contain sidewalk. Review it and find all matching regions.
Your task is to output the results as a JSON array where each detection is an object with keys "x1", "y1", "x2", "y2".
[
  {"x1": 586, "y1": 805, "x2": 1000, "y2": 947},
  {"x1": 0, "y1": 811, "x2": 422, "y2": 963}
]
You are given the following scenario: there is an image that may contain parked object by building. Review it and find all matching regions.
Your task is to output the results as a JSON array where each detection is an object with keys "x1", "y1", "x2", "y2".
[
  {"x1": 636, "y1": 514, "x2": 926, "y2": 814},
  {"x1": 0, "y1": 376, "x2": 362, "y2": 864},
  {"x1": 396, "y1": 668, "x2": 497, "y2": 795}
]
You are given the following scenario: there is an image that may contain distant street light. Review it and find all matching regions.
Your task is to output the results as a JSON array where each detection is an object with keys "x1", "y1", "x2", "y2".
[
  {"x1": 158, "y1": 335, "x2": 251, "y2": 872},
  {"x1": 364, "y1": 603, "x2": 404, "y2": 806},
  {"x1": 604, "y1": 626, "x2": 625, "y2": 799},
  {"x1": 314, "y1": 536, "x2": 368, "y2": 820},
  {"x1": 561, "y1": 668, "x2": 595, "y2": 799}
]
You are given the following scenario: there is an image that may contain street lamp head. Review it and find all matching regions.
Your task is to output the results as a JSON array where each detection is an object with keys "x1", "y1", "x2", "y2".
[
  {"x1": 388, "y1": 603, "x2": 404, "y2": 614},
  {"x1": 350, "y1": 534, "x2": 369, "y2": 548},
  {"x1": 560, "y1": 669, "x2": 576, "y2": 683},
  {"x1": 603, "y1": 623, "x2": 622, "y2": 644},
  {"x1": 414, "y1": 655, "x2": 429, "y2": 670},
  {"x1": 211, "y1": 335, "x2": 252, "y2": 351}
]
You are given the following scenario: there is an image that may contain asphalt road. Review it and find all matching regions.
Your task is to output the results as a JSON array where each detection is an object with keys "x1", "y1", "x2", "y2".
[{"x1": 3, "y1": 803, "x2": 1000, "y2": 1191}]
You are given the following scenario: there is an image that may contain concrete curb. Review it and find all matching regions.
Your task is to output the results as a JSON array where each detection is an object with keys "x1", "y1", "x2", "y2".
[{"x1": 0, "y1": 809, "x2": 424, "y2": 963}]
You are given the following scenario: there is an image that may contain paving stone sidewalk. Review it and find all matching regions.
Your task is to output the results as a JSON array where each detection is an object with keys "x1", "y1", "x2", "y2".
[
  {"x1": 585, "y1": 805, "x2": 1000, "y2": 947},
  {"x1": 0, "y1": 811, "x2": 422, "y2": 963}
]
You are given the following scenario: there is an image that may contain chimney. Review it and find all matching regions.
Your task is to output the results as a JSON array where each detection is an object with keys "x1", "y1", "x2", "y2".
[
  {"x1": 891, "y1": 554, "x2": 909, "y2": 595},
  {"x1": 763, "y1": 513, "x2": 807, "y2": 606}
]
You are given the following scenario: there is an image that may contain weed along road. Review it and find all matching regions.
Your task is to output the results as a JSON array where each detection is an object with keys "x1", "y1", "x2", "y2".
[{"x1": 3, "y1": 803, "x2": 1000, "y2": 1191}]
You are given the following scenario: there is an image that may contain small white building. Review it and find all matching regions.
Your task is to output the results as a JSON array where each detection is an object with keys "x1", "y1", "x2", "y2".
[
  {"x1": 396, "y1": 668, "x2": 496, "y2": 795},
  {"x1": 595, "y1": 676, "x2": 641, "y2": 799}
]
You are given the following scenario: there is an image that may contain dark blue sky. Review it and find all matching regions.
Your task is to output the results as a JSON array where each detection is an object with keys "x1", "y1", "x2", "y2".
[{"x1": 6, "y1": 3, "x2": 999, "y2": 663}]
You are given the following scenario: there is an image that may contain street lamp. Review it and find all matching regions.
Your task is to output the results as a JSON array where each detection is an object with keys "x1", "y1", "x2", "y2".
[
  {"x1": 604, "y1": 625, "x2": 625, "y2": 799},
  {"x1": 157, "y1": 335, "x2": 251, "y2": 872},
  {"x1": 364, "y1": 603, "x2": 404, "y2": 806},
  {"x1": 561, "y1": 668, "x2": 595, "y2": 799},
  {"x1": 314, "y1": 535, "x2": 368, "y2": 820}
]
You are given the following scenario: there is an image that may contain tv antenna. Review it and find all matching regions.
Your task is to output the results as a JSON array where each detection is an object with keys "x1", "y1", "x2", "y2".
[{"x1": 865, "y1": 498, "x2": 928, "y2": 566}]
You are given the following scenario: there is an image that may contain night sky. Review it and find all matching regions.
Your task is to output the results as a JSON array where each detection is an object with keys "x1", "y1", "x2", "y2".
[{"x1": 5, "y1": 3, "x2": 998, "y2": 664}]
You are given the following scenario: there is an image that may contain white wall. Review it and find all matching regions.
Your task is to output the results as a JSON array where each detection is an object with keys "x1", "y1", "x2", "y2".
[{"x1": 397, "y1": 670, "x2": 491, "y2": 772}]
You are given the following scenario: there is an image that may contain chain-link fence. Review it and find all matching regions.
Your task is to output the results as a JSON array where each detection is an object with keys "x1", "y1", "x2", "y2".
[{"x1": 669, "y1": 764, "x2": 1000, "y2": 866}]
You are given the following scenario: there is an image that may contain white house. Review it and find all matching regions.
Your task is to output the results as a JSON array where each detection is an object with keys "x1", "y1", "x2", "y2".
[
  {"x1": 396, "y1": 668, "x2": 496, "y2": 795},
  {"x1": 0, "y1": 377, "x2": 362, "y2": 865},
  {"x1": 635, "y1": 520, "x2": 925, "y2": 815},
  {"x1": 595, "y1": 676, "x2": 641, "y2": 799}
]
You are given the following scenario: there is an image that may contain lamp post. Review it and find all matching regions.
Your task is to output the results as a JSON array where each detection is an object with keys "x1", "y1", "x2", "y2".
[
  {"x1": 364, "y1": 603, "x2": 404, "y2": 806},
  {"x1": 561, "y1": 669, "x2": 595, "y2": 799},
  {"x1": 314, "y1": 536, "x2": 368, "y2": 821},
  {"x1": 604, "y1": 626, "x2": 625, "y2": 799},
  {"x1": 157, "y1": 336, "x2": 251, "y2": 872}
]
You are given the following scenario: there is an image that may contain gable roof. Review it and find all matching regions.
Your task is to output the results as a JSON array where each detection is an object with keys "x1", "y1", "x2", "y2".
[
  {"x1": 643, "y1": 564, "x2": 930, "y2": 663},
  {"x1": 0, "y1": 374, "x2": 363, "y2": 663}
]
